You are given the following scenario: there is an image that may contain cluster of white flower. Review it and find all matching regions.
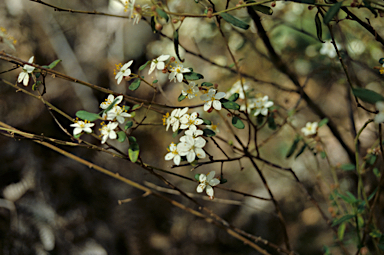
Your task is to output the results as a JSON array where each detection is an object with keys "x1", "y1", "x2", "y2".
[
  {"x1": 226, "y1": 80, "x2": 274, "y2": 116},
  {"x1": 301, "y1": 122, "x2": 318, "y2": 136},
  {"x1": 70, "y1": 94, "x2": 132, "y2": 144},
  {"x1": 164, "y1": 108, "x2": 206, "y2": 165}
]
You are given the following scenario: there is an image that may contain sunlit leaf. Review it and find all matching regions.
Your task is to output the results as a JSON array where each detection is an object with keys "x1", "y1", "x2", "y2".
[
  {"x1": 318, "y1": 118, "x2": 329, "y2": 127},
  {"x1": 48, "y1": 59, "x2": 62, "y2": 69},
  {"x1": 338, "y1": 223, "x2": 346, "y2": 241},
  {"x1": 128, "y1": 136, "x2": 139, "y2": 163},
  {"x1": 352, "y1": 87, "x2": 384, "y2": 104},
  {"x1": 117, "y1": 131, "x2": 126, "y2": 142},
  {"x1": 139, "y1": 61, "x2": 150, "y2": 71}
]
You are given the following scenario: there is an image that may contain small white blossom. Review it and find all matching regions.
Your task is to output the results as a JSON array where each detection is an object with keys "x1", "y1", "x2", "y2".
[
  {"x1": 100, "y1": 122, "x2": 119, "y2": 144},
  {"x1": 168, "y1": 63, "x2": 190, "y2": 83},
  {"x1": 115, "y1": 60, "x2": 133, "y2": 84},
  {"x1": 226, "y1": 79, "x2": 250, "y2": 99},
  {"x1": 163, "y1": 107, "x2": 189, "y2": 132},
  {"x1": 374, "y1": 101, "x2": 384, "y2": 124},
  {"x1": 180, "y1": 112, "x2": 204, "y2": 130},
  {"x1": 320, "y1": 40, "x2": 341, "y2": 58},
  {"x1": 301, "y1": 122, "x2": 318, "y2": 136},
  {"x1": 70, "y1": 120, "x2": 94, "y2": 136},
  {"x1": 177, "y1": 135, "x2": 206, "y2": 163},
  {"x1": 148, "y1": 55, "x2": 170, "y2": 74},
  {"x1": 253, "y1": 95, "x2": 273, "y2": 116},
  {"x1": 185, "y1": 125, "x2": 204, "y2": 137},
  {"x1": 107, "y1": 105, "x2": 131, "y2": 124},
  {"x1": 100, "y1": 94, "x2": 123, "y2": 110},
  {"x1": 182, "y1": 82, "x2": 199, "y2": 99},
  {"x1": 200, "y1": 88, "x2": 226, "y2": 112},
  {"x1": 240, "y1": 98, "x2": 257, "y2": 113},
  {"x1": 17, "y1": 56, "x2": 35, "y2": 86},
  {"x1": 196, "y1": 171, "x2": 220, "y2": 200},
  {"x1": 164, "y1": 142, "x2": 181, "y2": 165}
]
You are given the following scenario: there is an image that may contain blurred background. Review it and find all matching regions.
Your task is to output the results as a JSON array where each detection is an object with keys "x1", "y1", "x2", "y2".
[{"x1": 1, "y1": 0, "x2": 384, "y2": 254}]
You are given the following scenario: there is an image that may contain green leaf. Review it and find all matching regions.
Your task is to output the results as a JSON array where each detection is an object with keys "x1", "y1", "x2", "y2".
[
  {"x1": 338, "y1": 222, "x2": 346, "y2": 241},
  {"x1": 252, "y1": 5, "x2": 273, "y2": 15},
  {"x1": 368, "y1": 187, "x2": 378, "y2": 201},
  {"x1": 139, "y1": 61, "x2": 150, "y2": 71},
  {"x1": 203, "y1": 129, "x2": 216, "y2": 137},
  {"x1": 318, "y1": 118, "x2": 329, "y2": 127},
  {"x1": 352, "y1": 87, "x2": 384, "y2": 104},
  {"x1": 32, "y1": 81, "x2": 42, "y2": 91},
  {"x1": 369, "y1": 229, "x2": 383, "y2": 238},
  {"x1": 228, "y1": 93, "x2": 239, "y2": 102},
  {"x1": 117, "y1": 131, "x2": 127, "y2": 142},
  {"x1": 152, "y1": 79, "x2": 158, "y2": 84},
  {"x1": 335, "y1": 190, "x2": 356, "y2": 204},
  {"x1": 228, "y1": 63, "x2": 235, "y2": 68},
  {"x1": 184, "y1": 71, "x2": 204, "y2": 81},
  {"x1": 219, "y1": 13, "x2": 250, "y2": 30},
  {"x1": 324, "y1": 1, "x2": 343, "y2": 25},
  {"x1": 373, "y1": 167, "x2": 381, "y2": 177},
  {"x1": 221, "y1": 99, "x2": 240, "y2": 110},
  {"x1": 74, "y1": 133, "x2": 82, "y2": 139},
  {"x1": 128, "y1": 136, "x2": 139, "y2": 163},
  {"x1": 156, "y1": 8, "x2": 169, "y2": 22},
  {"x1": 340, "y1": 163, "x2": 355, "y2": 171},
  {"x1": 295, "y1": 143, "x2": 307, "y2": 159},
  {"x1": 124, "y1": 121, "x2": 133, "y2": 130},
  {"x1": 367, "y1": 154, "x2": 377, "y2": 165},
  {"x1": 267, "y1": 114, "x2": 277, "y2": 130},
  {"x1": 232, "y1": 116, "x2": 245, "y2": 129},
  {"x1": 346, "y1": 191, "x2": 358, "y2": 203},
  {"x1": 201, "y1": 82, "x2": 213, "y2": 87},
  {"x1": 203, "y1": 119, "x2": 212, "y2": 125},
  {"x1": 194, "y1": 174, "x2": 200, "y2": 181},
  {"x1": 379, "y1": 58, "x2": 384, "y2": 65},
  {"x1": 257, "y1": 114, "x2": 264, "y2": 125},
  {"x1": 132, "y1": 104, "x2": 141, "y2": 111},
  {"x1": 76, "y1": 110, "x2": 100, "y2": 121},
  {"x1": 178, "y1": 93, "x2": 186, "y2": 102},
  {"x1": 321, "y1": 151, "x2": 327, "y2": 159},
  {"x1": 173, "y1": 29, "x2": 184, "y2": 62},
  {"x1": 332, "y1": 214, "x2": 355, "y2": 227},
  {"x1": 129, "y1": 78, "x2": 141, "y2": 91},
  {"x1": 47, "y1": 59, "x2": 62, "y2": 69},
  {"x1": 323, "y1": 245, "x2": 331, "y2": 255},
  {"x1": 315, "y1": 12, "x2": 325, "y2": 43},
  {"x1": 286, "y1": 137, "x2": 302, "y2": 158}
]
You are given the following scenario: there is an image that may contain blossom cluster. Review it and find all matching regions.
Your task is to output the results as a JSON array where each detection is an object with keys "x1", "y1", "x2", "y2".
[{"x1": 70, "y1": 94, "x2": 132, "y2": 144}]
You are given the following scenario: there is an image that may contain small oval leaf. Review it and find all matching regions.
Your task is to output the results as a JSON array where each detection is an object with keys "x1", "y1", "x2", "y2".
[
  {"x1": 48, "y1": 59, "x2": 62, "y2": 69},
  {"x1": 228, "y1": 93, "x2": 239, "y2": 102},
  {"x1": 76, "y1": 110, "x2": 100, "y2": 121},
  {"x1": 173, "y1": 29, "x2": 184, "y2": 62},
  {"x1": 352, "y1": 87, "x2": 384, "y2": 104},
  {"x1": 232, "y1": 116, "x2": 245, "y2": 129},
  {"x1": 184, "y1": 71, "x2": 204, "y2": 81},
  {"x1": 139, "y1": 61, "x2": 150, "y2": 71},
  {"x1": 203, "y1": 129, "x2": 216, "y2": 137},
  {"x1": 315, "y1": 12, "x2": 325, "y2": 43},
  {"x1": 156, "y1": 8, "x2": 169, "y2": 22},
  {"x1": 178, "y1": 93, "x2": 186, "y2": 102},
  {"x1": 129, "y1": 78, "x2": 141, "y2": 91},
  {"x1": 128, "y1": 136, "x2": 139, "y2": 163},
  {"x1": 117, "y1": 131, "x2": 127, "y2": 142},
  {"x1": 124, "y1": 121, "x2": 133, "y2": 130}
]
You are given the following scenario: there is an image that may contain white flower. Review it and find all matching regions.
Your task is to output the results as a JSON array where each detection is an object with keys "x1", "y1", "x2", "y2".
[
  {"x1": 182, "y1": 82, "x2": 199, "y2": 99},
  {"x1": 163, "y1": 107, "x2": 189, "y2": 132},
  {"x1": 100, "y1": 94, "x2": 123, "y2": 110},
  {"x1": 107, "y1": 105, "x2": 131, "y2": 124},
  {"x1": 226, "y1": 79, "x2": 250, "y2": 99},
  {"x1": 196, "y1": 171, "x2": 220, "y2": 200},
  {"x1": 320, "y1": 40, "x2": 340, "y2": 58},
  {"x1": 200, "y1": 88, "x2": 226, "y2": 112},
  {"x1": 123, "y1": 0, "x2": 150, "y2": 24},
  {"x1": 177, "y1": 135, "x2": 206, "y2": 162},
  {"x1": 100, "y1": 122, "x2": 119, "y2": 144},
  {"x1": 115, "y1": 60, "x2": 133, "y2": 84},
  {"x1": 148, "y1": 55, "x2": 170, "y2": 74},
  {"x1": 168, "y1": 63, "x2": 190, "y2": 83},
  {"x1": 180, "y1": 112, "x2": 204, "y2": 130},
  {"x1": 374, "y1": 101, "x2": 384, "y2": 124},
  {"x1": 240, "y1": 98, "x2": 257, "y2": 113},
  {"x1": 70, "y1": 120, "x2": 94, "y2": 135},
  {"x1": 301, "y1": 122, "x2": 318, "y2": 136},
  {"x1": 206, "y1": 122, "x2": 219, "y2": 134},
  {"x1": 164, "y1": 142, "x2": 181, "y2": 165},
  {"x1": 185, "y1": 125, "x2": 204, "y2": 137},
  {"x1": 253, "y1": 95, "x2": 274, "y2": 116},
  {"x1": 17, "y1": 56, "x2": 35, "y2": 86}
]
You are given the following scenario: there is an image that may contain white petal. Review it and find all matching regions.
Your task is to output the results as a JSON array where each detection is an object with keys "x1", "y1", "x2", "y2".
[
  {"x1": 206, "y1": 171, "x2": 216, "y2": 181},
  {"x1": 196, "y1": 183, "x2": 205, "y2": 193},
  {"x1": 148, "y1": 62, "x2": 156, "y2": 74},
  {"x1": 213, "y1": 100, "x2": 222, "y2": 110},
  {"x1": 165, "y1": 152, "x2": 175, "y2": 160},
  {"x1": 194, "y1": 137, "x2": 206, "y2": 148},
  {"x1": 186, "y1": 151, "x2": 195, "y2": 162},
  {"x1": 215, "y1": 92, "x2": 226, "y2": 99},
  {"x1": 109, "y1": 131, "x2": 117, "y2": 140},
  {"x1": 158, "y1": 55, "x2": 170, "y2": 61},
  {"x1": 83, "y1": 127, "x2": 93, "y2": 133},
  {"x1": 22, "y1": 74, "x2": 30, "y2": 86},
  {"x1": 73, "y1": 127, "x2": 82, "y2": 135},
  {"x1": 204, "y1": 102, "x2": 212, "y2": 111},
  {"x1": 206, "y1": 185, "x2": 214, "y2": 198},
  {"x1": 195, "y1": 148, "x2": 206, "y2": 159},
  {"x1": 122, "y1": 60, "x2": 133, "y2": 70},
  {"x1": 209, "y1": 178, "x2": 220, "y2": 187},
  {"x1": 156, "y1": 62, "x2": 165, "y2": 70},
  {"x1": 199, "y1": 174, "x2": 207, "y2": 182},
  {"x1": 173, "y1": 155, "x2": 181, "y2": 165},
  {"x1": 17, "y1": 72, "x2": 26, "y2": 83},
  {"x1": 375, "y1": 113, "x2": 384, "y2": 123}
]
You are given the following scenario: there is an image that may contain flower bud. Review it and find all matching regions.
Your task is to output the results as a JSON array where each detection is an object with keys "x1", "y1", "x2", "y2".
[
  {"x1": 151, "y1": 5, "x2": 156, "y2": 12},
  {"x1": 214, "y1": 83, "x2": 218, "y2": 89},
  {"x1": 170, "y1": 57, "x2": 176, "y2": 62},
  {"x1": 271, "y1": 2, "x2": 276, "y2": 7},
  {"x1": 172, "y1": 19, "x2": 178, "y2": 23},
  {"x1": 155, "y1": 23, "x2": 163, "y2": 31},
  {"x1": 308, "y1": 5, "x2": 314, "y2": 10},
  {"x1": 207, "y1": 10, "x2": 213, "y2": 18}
]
